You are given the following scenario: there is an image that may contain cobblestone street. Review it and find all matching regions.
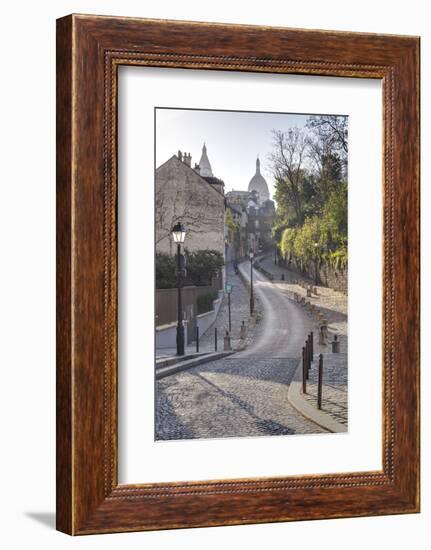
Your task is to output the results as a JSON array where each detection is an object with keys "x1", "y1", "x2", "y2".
[
  {"x1": 155, "y1": 259, "x2": 339, "y2": 440},
  {"x1": 156, "y1": 356, "x2": 326, "y2": 439}
]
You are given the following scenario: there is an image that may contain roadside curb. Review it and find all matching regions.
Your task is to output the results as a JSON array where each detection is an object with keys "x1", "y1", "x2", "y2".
[
  {"x1": 287, "y1": 360, "x2": 347, "y2": 433},
  {"x1": 156, "y1": 351, "x2": 235, "y2": 379},
  {"x1": 156, "y1": 352, "x2": 211, "y2": 369}
]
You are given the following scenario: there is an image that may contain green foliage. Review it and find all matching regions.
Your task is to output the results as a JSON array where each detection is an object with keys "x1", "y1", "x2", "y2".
[
  {"x1": 329, "y1": 246, "x2": 348, "y2": 271},
  {"x1": 280, "y1": 227, "x2": 297, "y2": 261},
  {"x1": 225, "y1": 208, "x2": 238, "y2": 235},
  {"x1": 156, "y1": 249, "x2": 224, "y2": 289},
  {"x1": 185, "y1": 249, "x2": 224, "y2": 286},
  {"x1": 155, "y1": 253, "x2": 177, "y2": 289},
  {"x1": 225, "y1": 209, "x2": 241, "y2": 256},
  {"x1": 272, "y1": 115, "x2": 348, "y2": 272},
  {"x1": 279, "y1": 186, "x2": 347, "y2": 272},
  {"x1": 197, "y1": 290, "x2": 219, "y2": 315}
]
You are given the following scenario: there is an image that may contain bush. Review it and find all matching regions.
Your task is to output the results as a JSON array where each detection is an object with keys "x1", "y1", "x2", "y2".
[
  {"x1": 155, "y1": 253, "x2": 176, "y2": 289},
  {"x1": 197, "y1": 291, "x2": 218, "y2": 315},
  {"x1": 155, "y1": 249, "x2": 225, "y2": 289},
  {"x1": 185, "y1": 249, "x2": 224, "y2": 286}
]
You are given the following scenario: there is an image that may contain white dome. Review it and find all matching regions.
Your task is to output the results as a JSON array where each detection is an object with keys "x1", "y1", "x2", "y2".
[{"x1": 248, "y1": 157, "x2": 269, "y2": 203}]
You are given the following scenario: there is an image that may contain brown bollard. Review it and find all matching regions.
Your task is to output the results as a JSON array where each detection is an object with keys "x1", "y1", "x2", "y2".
[
  {"x1": 331, "y1": 334, "x2": 340, "y2": 353},
  {"x1": 214, "y1": 327, "x2": 218, "y2": 351},
  {"x1": 310, "y1": 331, "x2": 314, "y2": 360},
  {"x1": 317, "y1": 354, "x2": 323, "y2": 409},
  {"x1": 302, "y1": 346, "x2": 307, "y2": 394},
  {"x1": 196, "y1": 326, "x2": 200, "y2": 353},
  {"x1": 224, "y1": 330, "x2": 232, "y2": 351}
]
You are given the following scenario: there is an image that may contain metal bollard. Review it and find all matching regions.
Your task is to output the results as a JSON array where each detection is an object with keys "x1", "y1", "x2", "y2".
[
  {"x1": 240, "y1": 320, "x2": 247, "y2": 339},
  {"x1": 196, "y1": 326, "x2": 200, "y2": 353},
  {"x1": 331, "y1": 334, "x2": 340, "y2": 353},
  {"x1": 224, "y1": 330, "x2": 232, "y2": 351},
  {"x1": 321, "y1": 320, "x2": 328, "y2": 340},
  {"x1": 302, "y1": 346, "x2": 307, "y2": 394},
  {"x1": 317, "y1": 354, "x2": 323, "y2": 409},
  {"x1": 310, "y1": 331, "x2": 314, "y2": 360},
  {"x1": 319, "y1": 325, "x2": 326, "y2": 345},
  {"x1": 214, "y1": 327, "x2": 218, "y2": 351}
]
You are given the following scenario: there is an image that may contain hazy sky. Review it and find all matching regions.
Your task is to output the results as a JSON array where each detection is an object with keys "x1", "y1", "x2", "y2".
[{"x1": 155, "y1": 108, "x2": 311, "y2": 199}]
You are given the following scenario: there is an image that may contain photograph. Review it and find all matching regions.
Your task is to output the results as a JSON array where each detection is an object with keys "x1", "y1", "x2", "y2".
[{"x1": 154, "y1": 107, "x2": 348, "y2": 440}]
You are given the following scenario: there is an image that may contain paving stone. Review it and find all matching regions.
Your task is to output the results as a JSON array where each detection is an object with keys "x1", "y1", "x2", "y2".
[{"x1": 156, "y1": 356, "x2": 325, "y2": 440}]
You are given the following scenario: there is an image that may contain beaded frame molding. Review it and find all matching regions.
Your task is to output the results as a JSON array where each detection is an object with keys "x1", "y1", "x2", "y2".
[{"x1": 56, "y1": 14, "x2": 420, "y2": 535}]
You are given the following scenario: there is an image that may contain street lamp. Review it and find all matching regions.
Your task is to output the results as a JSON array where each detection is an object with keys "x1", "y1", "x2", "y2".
[
  {"x1": 249, "y1": 248, "x2": 255, "y2": 315},
  {"x1": 172, "y1": 222, "x2": 187, "y2": 356},
  {"x1": 313, "y1": 242, "x2": 319, "y2": 285}
]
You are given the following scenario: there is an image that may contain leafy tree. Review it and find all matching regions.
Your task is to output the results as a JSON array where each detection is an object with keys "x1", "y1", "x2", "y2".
[
  {"x1": 225, "y1": 208, "x2": 241, "y2": 257},
  {"x1": 184, "y1": 249, "x2": 224, "y2": 287},
  {"x1": 272, "y1": 114, "x2": 348, "y2": 273}
]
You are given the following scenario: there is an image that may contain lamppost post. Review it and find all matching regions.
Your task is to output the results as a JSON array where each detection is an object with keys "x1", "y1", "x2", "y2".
[
  {"x1": 249, "y1": 248, "x2": 254, "y2": 315},
  {"x1": 313, "y1": 242, "x2": 319, "y2": 285},
  {"x1": 225, "y1": 282, "x2": 233, "y2": 333},
  {"x1": 172, "y1": 222, "x2": 186, "y2": 356}
]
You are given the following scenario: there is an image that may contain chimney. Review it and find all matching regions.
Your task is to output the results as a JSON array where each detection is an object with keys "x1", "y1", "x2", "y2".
[
  {"x1": 177, "y1": 150, "x2": 183, "y2": 162},
  {"x1": 194, "y1": 162, "x2": 200, "y2": 174},
  {"x1": 183, "y1": 152, "x2": 192, "y2": 167}
]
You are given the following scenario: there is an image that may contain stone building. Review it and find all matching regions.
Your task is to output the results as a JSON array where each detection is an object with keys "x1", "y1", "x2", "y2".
[
  {"x1": 225, "y1": 156, "x2": 275, "y2": 254},
  {"x1": 155, "y1": 143, "x2": 225, "y2": 257}
]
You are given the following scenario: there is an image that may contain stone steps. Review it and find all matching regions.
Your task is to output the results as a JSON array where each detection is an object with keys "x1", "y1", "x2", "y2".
[{"x1": 155, "y1": 351, "x2": 235, "y2": 379}]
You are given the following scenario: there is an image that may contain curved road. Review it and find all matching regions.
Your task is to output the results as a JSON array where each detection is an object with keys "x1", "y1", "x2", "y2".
[
  {"x1": 238, "y1": 261, "x2": 313, "y2": 358},
  {"x1": 156, "y1": 261, "x2": 325, "y2": 440}
]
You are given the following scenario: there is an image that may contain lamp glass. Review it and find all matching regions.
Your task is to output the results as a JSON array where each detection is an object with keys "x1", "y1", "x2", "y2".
[{"x1": 172, "y1": 223, "x2": 186, "y2": 243}]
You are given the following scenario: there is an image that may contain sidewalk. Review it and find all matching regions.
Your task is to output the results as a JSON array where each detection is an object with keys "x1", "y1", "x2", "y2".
[
  {"x1": 156, "y1": 261, "x2": 262, "y2": 359},
  {"x1": 288, "y1": 352, "x2": 348, "y2": 432},
  {"x1": 258, "y1": 255, "x2": 347, "y2": 352}
]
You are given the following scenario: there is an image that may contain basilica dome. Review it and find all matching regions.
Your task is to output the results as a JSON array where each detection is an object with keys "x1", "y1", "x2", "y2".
[{"x1": 248, "y1": 156, "x2": 269, "y2": 203}]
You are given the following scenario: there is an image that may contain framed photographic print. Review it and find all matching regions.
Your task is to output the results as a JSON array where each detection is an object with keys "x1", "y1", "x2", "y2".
[{"x1": 56, "y1": 14, "x2": 420, "y2": 534}]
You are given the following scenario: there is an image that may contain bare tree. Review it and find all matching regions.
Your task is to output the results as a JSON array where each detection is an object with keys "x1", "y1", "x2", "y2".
[
  {"x1": 268, "y1": 127, "x2": 309, "y2": 225},
  {"x1": 306, "y1": 115, "x2": 348, "y2": 156}
]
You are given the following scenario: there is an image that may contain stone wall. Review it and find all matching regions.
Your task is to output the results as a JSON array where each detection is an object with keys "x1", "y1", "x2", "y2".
[
  {"x1": 156, "y1": 282, "x2": 221, "y2": 344},
  {"x1": 281, "y1": 259, "x2": 348, "y2": 294},
  {"x1": 304, "y1": 262, "x2": 348, "y2": 294}
]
